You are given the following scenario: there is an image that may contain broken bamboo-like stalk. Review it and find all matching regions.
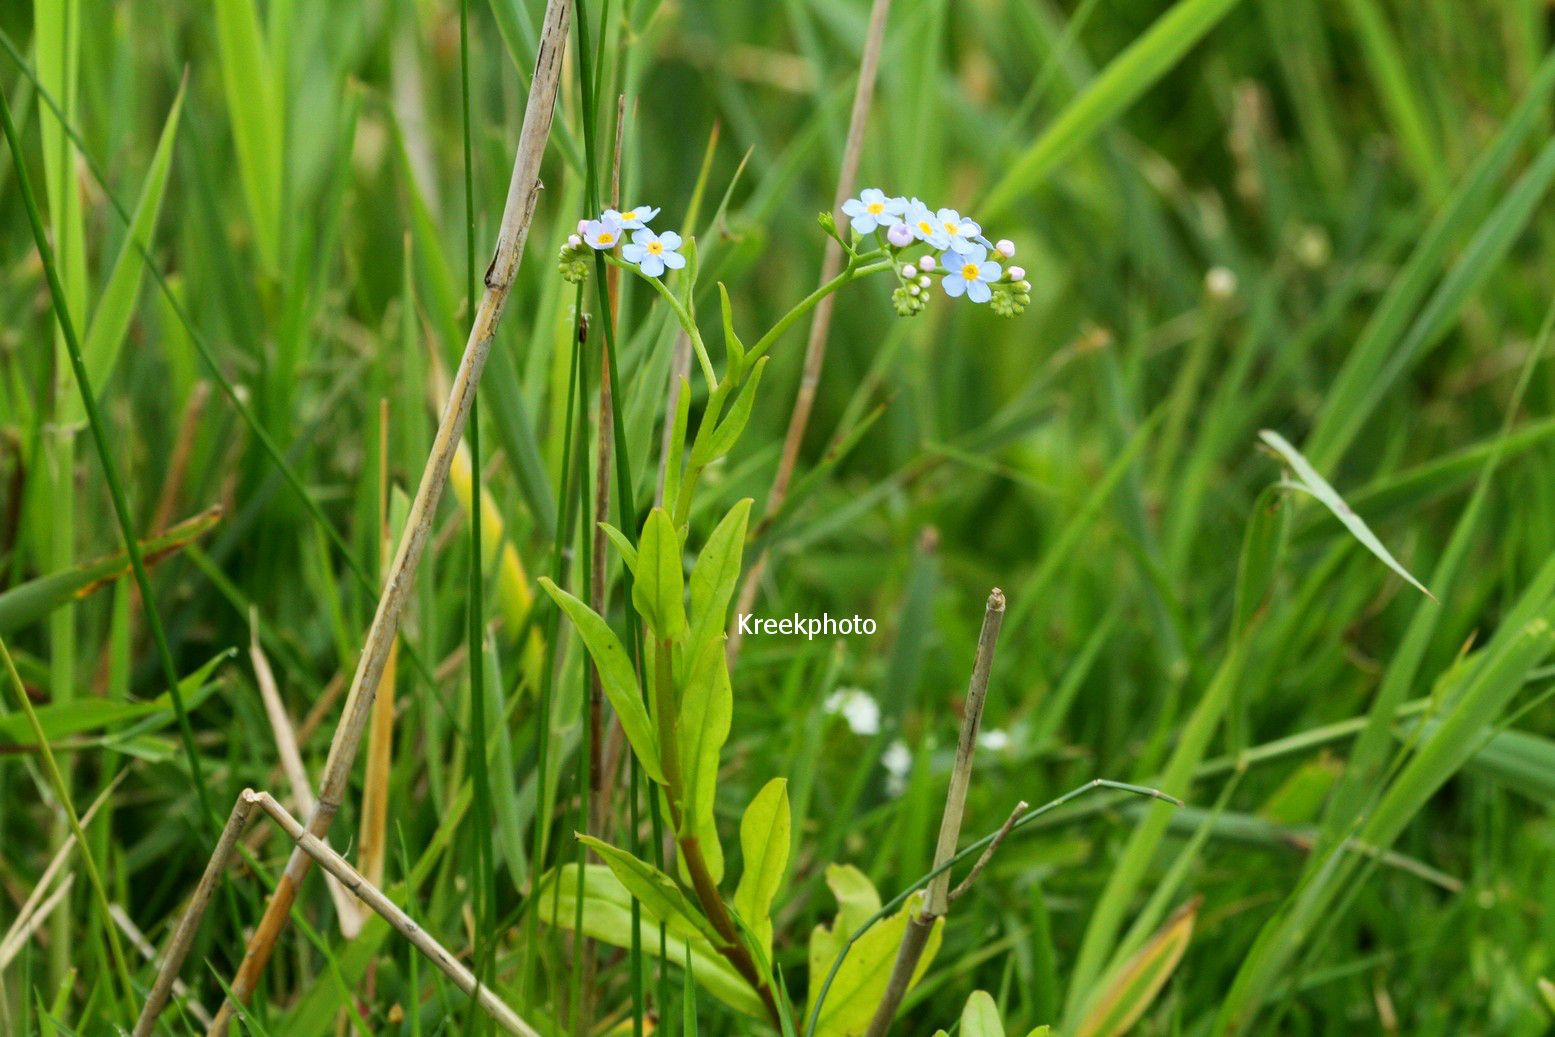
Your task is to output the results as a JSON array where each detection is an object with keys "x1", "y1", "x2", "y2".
[
  {"x1": 201, "y1": 3, "x2": 574, "y2": 1031},
  {"x1": 864, "y1": 587, "x2": 1006, "y2": 1037},
  {"x1": 132, "y1": 791, "x2": 542, "y2": 1037}
]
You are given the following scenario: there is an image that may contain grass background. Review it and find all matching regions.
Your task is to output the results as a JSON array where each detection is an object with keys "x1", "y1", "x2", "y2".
[{"x1": 2, "y1": 0, "x2": 1555, "y2": 1033}]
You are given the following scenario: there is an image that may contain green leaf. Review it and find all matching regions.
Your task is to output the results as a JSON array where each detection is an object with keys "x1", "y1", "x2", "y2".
[
  {"x1": 598, "y1": 521, "x2": 639, "y2": 574},
  {"x1": 577, "y1": 835, "x2": 724, "y2": 946},
  {"x1": 663, "y1": 376, "x2": 693, "y2": 519},
  {"x1": 982, "y1": 0, "x2": 1246, "y2": 216},
  {"x1": 677, "y1": 637, "x2": 733, "y2": 886},
  {"x1": 719, "y1": 282, "x2": 747, "y2": 381},
  {"x1": 807, "y1": 865, "x2": 943, "y2": 1037},
  {"x1": 961, "y1": 992, "x2": 1005, "y2": 1037},
  {"x1": 212, "y1": 0, "x2": 283, "y2": 270},
  {"x1": 538, "y1": 578, "x2": 665, "y2": 783},
  {"x1": 0, "y1": 508, "x2": 221, "y2": 635},
  {"x1": 537, "y1": 864, "x2": 766, "y2": 1018},
  {"x1": 689, "y1": 356, "x2": 770, "y2": 469},
  {"x1": 1, "y1": 649, "x2": 229, "y2": 748},
  {"x1": 688, "y1": 498, "x2": 752, "y2": 654},
  {"x1": 633, "y1": 508, "x2": 687, "y2": 640},
  {"x1": 1232, "y1": 484, "x2": 1291, "y2": 635},
  {"x1": 1259, "y1": 430, "x2": 1434, "y2": 601},
  {"x1": 73, "y1": 80, "x2": 184, "y2": 418},
  {"x1": 1075, "y1": 900, "x2": 1197, "y2": 1037},
  {"x1": 732, "y1": 777, "x2": 790, "y2": 958}
]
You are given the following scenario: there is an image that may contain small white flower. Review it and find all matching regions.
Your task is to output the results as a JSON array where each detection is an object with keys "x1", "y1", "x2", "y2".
[
  {"x1": 918, "y1": 254, "x2": 937, "y2": 272},
  {"x1": 935, "y1": 207, "x2": 981, "y2": 255},
  {"x1": 886, "y1": 222, "x2": 914, "y2": 248},
  {"x1": 977, "y1": 728, "x2": 1010, "y2": 752},
  {"x1": 905, "y1": 202, "x2": 949, "y2": 250},
  {"x1": 823, "y1": 687, "x2": 881, "y2": 736},
  {"x1": 841, "y1": 188, "x2": 906, "y2": 235},
  {"x1": 621, "y1": 228, "x2": 686, "y2": 277},
  {"x1": 941, "y1": 244, "x2": 1002, "y2": 303},
  {"x1": 582, "y1": 212, "x2": 624, "y2": 250},
  {"x1": 995, "y1": 239, "x2": 1015, "y2": 258},
  {"x1": 1205, "y1": 266, "x2": 1238, "y2": 300},
  {"x1": 881, "y1": 738, "x2": 912, "y2": 795},
  {"x1": 611, "y1": 205, "x2": 661, "y2": 230},
  {"x1": 1006, "y1": 265, "x2": 1025, "y2": 282}
]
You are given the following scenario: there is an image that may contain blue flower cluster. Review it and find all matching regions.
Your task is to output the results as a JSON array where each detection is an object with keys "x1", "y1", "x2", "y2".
[
  {"x1": 840, "y1": 189, "x2": 1030, "y2": 317},
  {"x1": 560, "y1": 204, "x2": 686, "y2": 281}
]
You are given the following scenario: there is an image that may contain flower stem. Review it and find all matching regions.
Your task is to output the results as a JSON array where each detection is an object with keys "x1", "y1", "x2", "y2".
[{"x1": 745, "y1": 255, "x2": 893, "y2": 365}]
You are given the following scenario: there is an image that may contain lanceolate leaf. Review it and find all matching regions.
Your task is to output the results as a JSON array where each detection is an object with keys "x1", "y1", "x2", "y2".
[
  {"x1": 689, "y1": 498, "x2": 752, "y2": 653},
  {"x1": 677, "y1": 638, "x2": 733, "y2": 885},
  {"x1": 537, "y1": 864, "x2": 766, "y2": 1019},
  {"x1": 732, "y1": 777, "x2": 790, "y2": 958},
  {"x1": 598, "y1": 521, "x2": 639, "y2": 574},
  {"x1": 538, "y1": 578, "x2": 665, "y2": 783},
  {"x1": 690, "y1": 356, "x2": 769, "y2": 468},
  {"x1": 633, "y1": 508, "x2": 687, "y2": 640},
  {"x1": 75, "y1": 79, "x2": 185, "y2": 415},
  {"x1": 577, "y1": 836, "x2": 724, "y2": 947},
  {"x1": 0, "y1": 507, "x2": 221, "y2": 635},
  {"x1": 1075, "y1": 899, "x2": 1198, "y2": 1037},
  {"x1": 1259, "y1": 430, "x2": 1434, "y2": 601}
]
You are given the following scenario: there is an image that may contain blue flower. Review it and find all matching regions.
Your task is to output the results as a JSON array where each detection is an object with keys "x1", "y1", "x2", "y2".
[
  {"x1": 941, "y1": 244, "x2": 1002, "y2": 303},
  {"x1": 841, "y1": 188, "x2": 906, "y2": 235},
  {"x1": 935, "y1": 208, "x2": 981, "y2": 254},
  {"x1": 622, "y1": 228, "x2": 686, "y2": 277},
  {"x1": 905, "y1": 201, "x2": 949, "y2": 249},
  {"x1": 583, "y1": 212, "x2": 624, "y2": 250},
  {"x1": 610, "y1": 205, "x2": 661, "y2": 230}
]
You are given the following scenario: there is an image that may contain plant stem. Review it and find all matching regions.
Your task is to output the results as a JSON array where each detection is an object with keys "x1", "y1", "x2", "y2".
[
  {"x1": 864, "y1": 588, "x2": 1005, "y2": 1037},
  {"x1": 204, "y1": 3, "x2": 573, "y2": 1027}
]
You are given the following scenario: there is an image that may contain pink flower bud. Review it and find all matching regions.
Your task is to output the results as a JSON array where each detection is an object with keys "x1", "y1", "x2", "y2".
[
  {"x1": 887, "y1": 223, "x2": 914, "y2": 248},
  {"x1": 996, "y1": 239, "x2": 1016, "y2": 258},
  {"x1": 1007, "y1": 265, "x2": 1025, "y2": 281},
  {"x1": 919, "y1": 255, "x2": 937, "y2": 271},
  {"x1": 902, "y1": 264, "x2": 917, "y2": 278},
  {"x1": 577, "y1": 219, "x2": 590, "y2": 236},
  {"x1": 567, "y1": 234, "x2": 582, "y2": 249}
]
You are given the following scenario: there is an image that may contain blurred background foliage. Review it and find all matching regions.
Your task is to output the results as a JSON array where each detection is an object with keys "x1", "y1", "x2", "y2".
[{"x1": 2, "y1": 0, "x2": 1555, "y2": 1033}]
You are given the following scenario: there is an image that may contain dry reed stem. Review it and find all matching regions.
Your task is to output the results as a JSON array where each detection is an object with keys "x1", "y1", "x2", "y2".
[
  {"x1": 865, "y1": 588, "x2": 1006, "y2": 1037},
  {"x1": 132, "y1": 791, "x2": 543, "y2": 1037},
  {"x1": 729, "y1": 0, "x2": 892, "y2": 664},
  {"x1": 203, "y1": 2, "x2": 573, "y2": 1029},
  {"x1": 358, "y1": 397, "x2": 398, "y2": 892},
  {"x1": 248, "y1": 609, "x2": 362, "y2": 935}
]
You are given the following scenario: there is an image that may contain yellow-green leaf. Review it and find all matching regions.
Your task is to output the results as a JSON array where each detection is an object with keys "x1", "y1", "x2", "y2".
[
  {"x1": 960, "y1": 992, "x2": 1005, "y2": 1037},
  {"x1": 634, "y1": 508, "x2": 687, "y2": 640},
  {"x1": 539, "y1": 578, "x2": 664, "y2": 783},
  {"x1": 577, "y1": 836, "x2": 723, "y2": 946},
  {"x1": 677, "y1": 637, "x2": 732, "y2": 885},
  {"x1": 732, "y1": 777, "x2": 789, "y2": 958},
  {"x1": 688, "y1": 498, "x2": 752, "y2": 654},
  {"x1": 537, "y1": 864, "x2": 765, "y2": 1019},
  {"x1": 807, "y1": 865, "x2": 943, "y2": 1037},
  {"x1": 1075, "y1": 899, "x2": 1197, "y2": 1037}
]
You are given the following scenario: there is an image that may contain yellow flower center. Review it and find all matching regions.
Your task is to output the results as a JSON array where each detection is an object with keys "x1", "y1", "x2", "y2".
[
  {"x1": 944, "y1": 221, "x2": 960, "y2": 235},
  {"x1": 918, "y1": 220, "x2": 934, "y2": 234},
  {"x1": 622, "y1": 211, "x2": 637, "y2": 221},
  {"x1": 648, "y1": 241, "x2": 664, "y2": 255},
  {"x1": 867, "y1": 201, "x2": 884, "y2": 214},
  {"x1": 598, "y1": 231, "x2": 615, "y2": 245},
  {"x1": 962, "y1": 263, "x2": 980, "y2": 280}
]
